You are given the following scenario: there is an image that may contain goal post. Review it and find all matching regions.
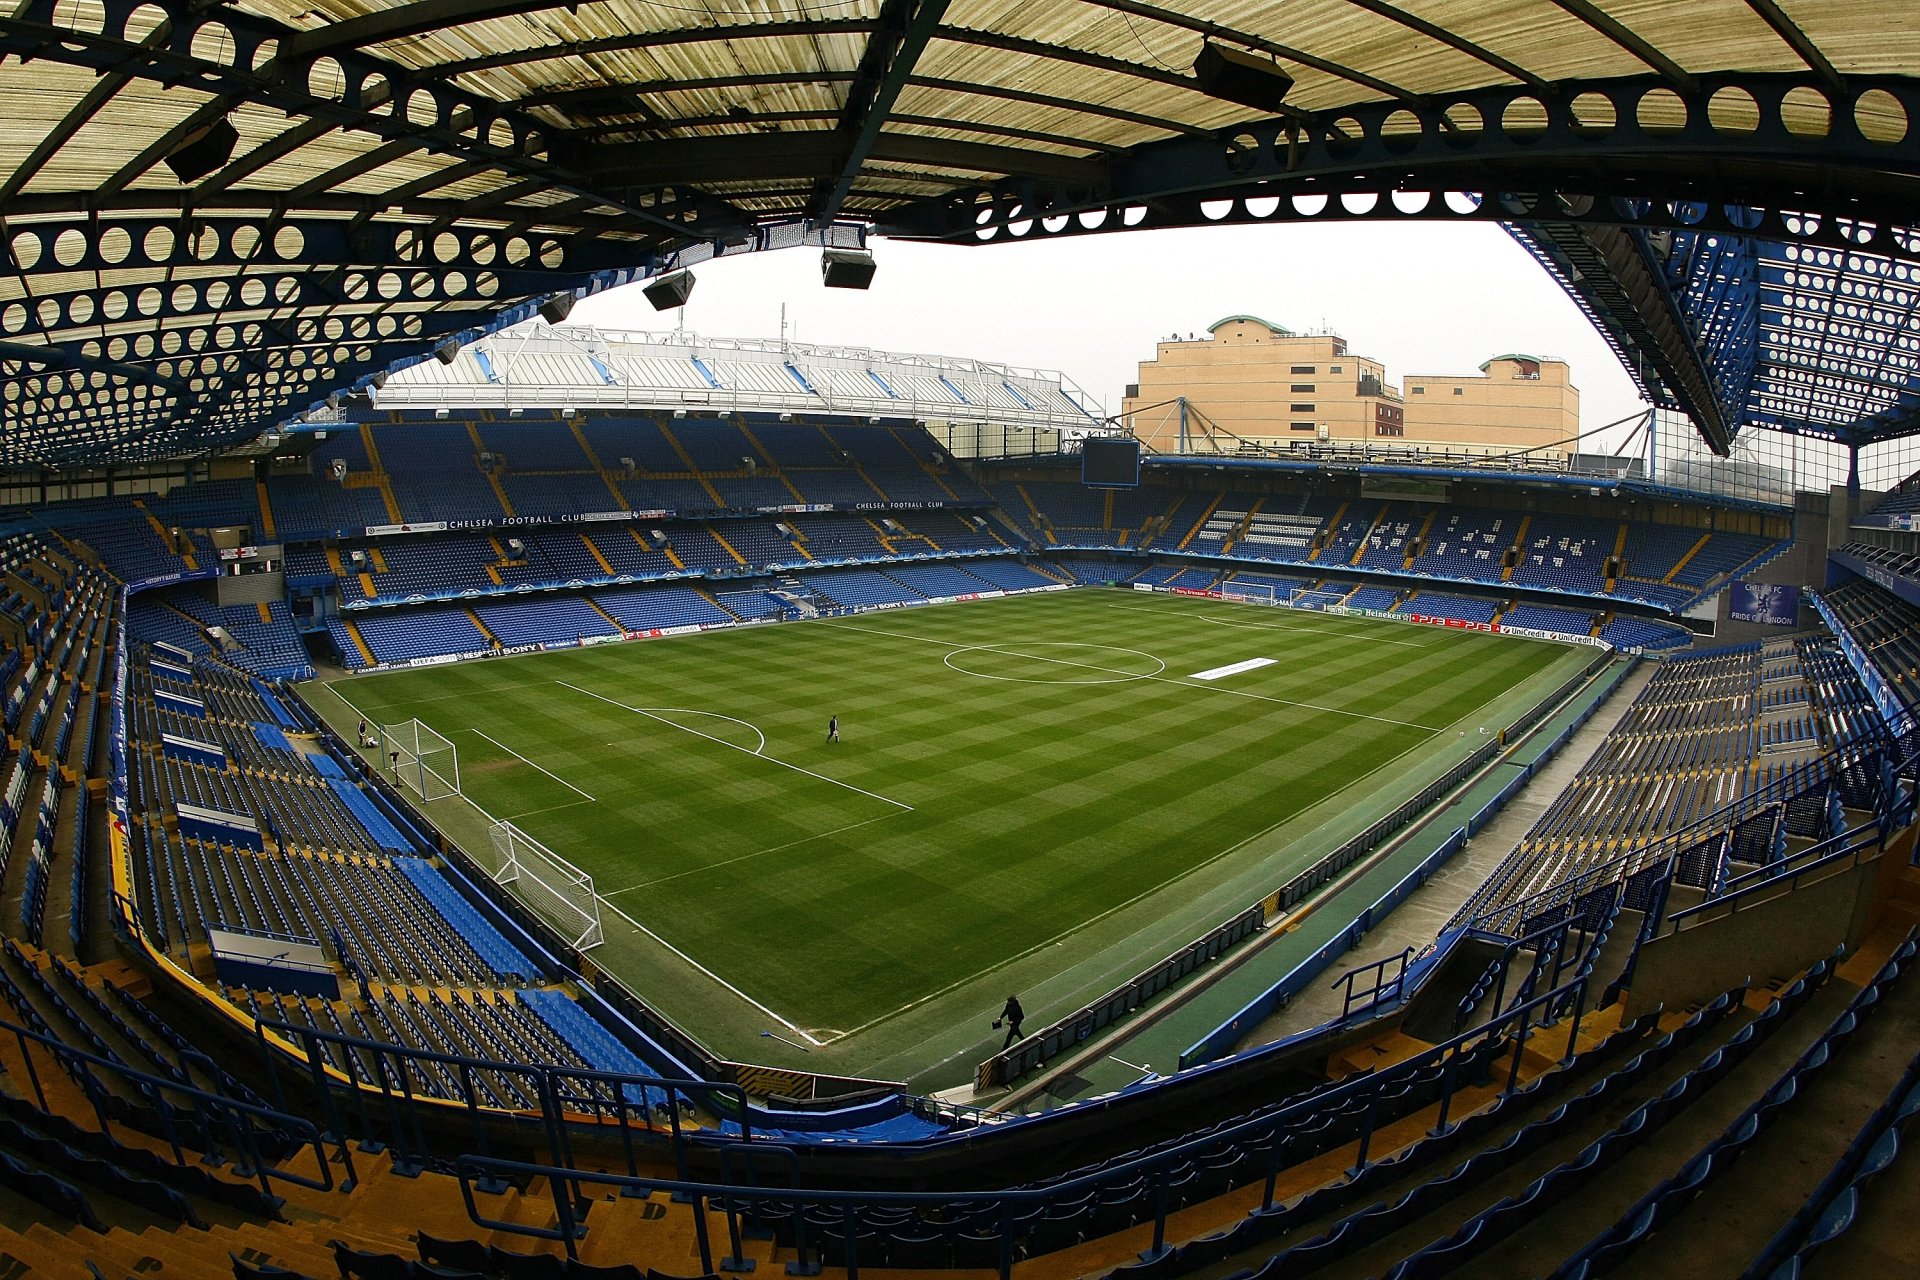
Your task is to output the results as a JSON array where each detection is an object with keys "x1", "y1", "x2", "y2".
[
  {"x1": 1221, "y1": 579, "x2": 1279, "y2": 607},
  {"x1": 381, "y1": 718, "x2": 460, "y2": 802},
  {"x1": 483, "y1": 820, "x2": 605, "y2": 952}
]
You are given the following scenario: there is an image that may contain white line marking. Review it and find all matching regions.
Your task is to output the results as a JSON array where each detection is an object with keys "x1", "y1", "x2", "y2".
[
  {"x1": 604, "y1": 814, "x2": 901, "y2": 894},
  {"x1": 595, "y1": 895, "x2": 825, "y2": 1047},
  {"x1": 1101, "y1": 601, "x2": 1428, "y2": 647},
  {"x1": 625, "y1": 707, "x2": 766, "y2": 755},
  {"x1": 501, "y1": 799, "x2": 596, "y2": 822},
  {"x1": 1189, "y1": 657, "x2": 1277, "y2": 681},
  {"x1": 943, "y1": 641, "x2": 1165, "y2": 685},
  {"x1": 823, "y1": 619, "x2": 1436, "y2": 730},
  {"x1": 467, "y1": 728, "x2": 595, "y2": 800},
  {"x1": 554, "y1": 680, "x2": 913, "y2": 811}
]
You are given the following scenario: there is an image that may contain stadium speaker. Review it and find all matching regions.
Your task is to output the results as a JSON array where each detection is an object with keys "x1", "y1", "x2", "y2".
[
  {"x1": 434, "y1": 338, "x2": 462, "y2": 365},
  {"x1": 821, "y1": 248, "x2": 877, "y2": 290},
  {"x1": 1192, "y1": 42, "x2": 1294, "y2": 113},
  {"x1": 506, "y1": 537, "x2": 525, "y2": 558},
  {"x1": 369, "y1": 371, "x2": 389, "y2": 391},
  {"x1": 642, "y1": 268, "x2": 695, "y2": 310},
  {"x1": 163, "y1": 117, "x2": 239, "y2": 183},
  {"x1": 538, "y1": 293, "x2": 575, "y2": 325},
  {"x1": 329, "y1": 458, "x2": 347, "y2": 482}
]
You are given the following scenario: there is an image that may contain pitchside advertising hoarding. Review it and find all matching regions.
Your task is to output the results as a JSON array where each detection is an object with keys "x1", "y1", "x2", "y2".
[{"x1": 1727, "y1": 581, "x2": 1801, "y2": 626}]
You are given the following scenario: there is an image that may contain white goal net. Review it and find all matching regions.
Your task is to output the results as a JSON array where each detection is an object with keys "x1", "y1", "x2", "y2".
[
  {"x1": 1221, "y1": 579, "x2": 1280, "y2": 606},
  {"x1": 484, "y1": 820, "x2": 605, "y2": 951},
  {"x1": 381, "y1": 718, "x2": 460, "y2": 802}
]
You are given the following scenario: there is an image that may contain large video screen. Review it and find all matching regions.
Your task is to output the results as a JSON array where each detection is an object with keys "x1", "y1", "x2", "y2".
[{"x1": 1081, "y1": 437, "x2": 1141, "y2": 489}]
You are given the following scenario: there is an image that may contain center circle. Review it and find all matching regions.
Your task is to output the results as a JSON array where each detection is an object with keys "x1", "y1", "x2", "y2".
[{"x1": 942, "y1": 642, "x2": 1166, "y2": 684}]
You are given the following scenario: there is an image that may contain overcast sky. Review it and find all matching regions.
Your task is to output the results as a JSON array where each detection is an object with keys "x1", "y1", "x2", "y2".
[{"x1": 570, "y1": 219, "x2": 1653, "y2": 451}]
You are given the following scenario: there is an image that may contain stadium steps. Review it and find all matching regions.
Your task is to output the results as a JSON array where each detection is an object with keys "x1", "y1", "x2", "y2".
[
  {"x1": 341, "y1": 619, "x2": 377, "y2": 668},
  {"x1": 656, "y1": 422, "x2": 728, "y2": 507},
  {"x1": 1007, "y1": 484, "x2": 1053, "y2": 543},
  {"x1": 1345, "y1": 502, "x2": 1387, "y2": 567},
  {"x1": 1496, "y1": 514, "x2": 1532, "y2": 582},
  {"x1": 1404, "y1": 508, "x2": 1437, "y2": 570},
  {"x1": 253, "y1": 482, "x2": 276, "y2": 541},
  {"x1": 735, "y1": 421, "x2": 811, "y2": 503},
  {"x1": 367, "y1": 547, "x2": 387, "y2": 573},
  {"x1": 1606, "y1": 522, "x2": 1629, "y2": 591},
  {"x1": 356, "y1": 426, "x2": 404, "y2": 525},
  {"x1": 356, "y1": 571, "x2": 378, "y2": 599},
  {"x1": 30, "y1": 787, "x2": 84, "y2": 954},
  {"x1": 1222, "y1": 497, "x2": 1265, "y2": 556},
  {"x1": 1664, "y1": 532, "x2": 1714, "y2": 585},
  {"x1": 569, "y1": 419, "x2": 632, "y2": 508},
  {"x1": 464, "y1": 609, "x2": 498, "y2": 648},
  {"x1": 580, "y1": 535, "x2": 616, "y2": 577},
  {"x1": 0, "y1": 780, "x2": 41, "y2": 924},
  {"x1": 693, "y1": 585, "x2": 737, "y2": 619},
  {"x1": 705, "y1": 523, "x2": 748, "y2": 566},
  {"x1": 1308, "y1": 501, "x2": 1348, "y2": 561},
  {"x1": 1176, "y1": 492, "x2": 1226, "y2": 551},
  {"x1": 324, "y1": 548, "x2": 345, "y2": 577},
  {"x1": 482, "y1": 465, "x2": 517, "y2": 520},
  {"x1": 131, "y1": 501, "x2": 196, "y2": 572}
]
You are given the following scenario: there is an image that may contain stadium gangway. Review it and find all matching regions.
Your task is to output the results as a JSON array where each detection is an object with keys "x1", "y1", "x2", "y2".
[
  {"x1": 0, "y1": 1011, "x2": 351, "y2": 1199},
  {"x1": 450, "y1": 974, "x2": 1597, "y2": 1277},
  {"x1": 250, "y1": 1016, "x2": 751, "y2": 1182}
]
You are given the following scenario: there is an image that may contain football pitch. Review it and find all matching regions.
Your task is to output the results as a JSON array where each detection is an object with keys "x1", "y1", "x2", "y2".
[{"x1": 310, "y1": 589, "x2": 1588, "y2": 1083}]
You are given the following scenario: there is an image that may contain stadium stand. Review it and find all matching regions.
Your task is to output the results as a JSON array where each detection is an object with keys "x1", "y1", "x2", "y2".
[{"x1": 0, "y1": 418, "x2": 1912, "y2": 1280}]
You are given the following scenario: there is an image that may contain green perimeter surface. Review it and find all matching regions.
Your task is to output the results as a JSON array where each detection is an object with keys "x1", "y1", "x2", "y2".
[{"x1": 308, "y1": 589, "x2": 1585, "y2": 1086}]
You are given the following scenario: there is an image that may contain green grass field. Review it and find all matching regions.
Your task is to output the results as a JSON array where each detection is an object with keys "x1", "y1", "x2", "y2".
[{"x1": 310, "y1": 589, "x2": 1586, "y2": 1084}]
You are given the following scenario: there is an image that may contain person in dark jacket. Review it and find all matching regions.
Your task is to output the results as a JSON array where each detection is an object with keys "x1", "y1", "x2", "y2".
[{"x1": 997, "y1": 995, "x2": 1025, "y2": 1048}]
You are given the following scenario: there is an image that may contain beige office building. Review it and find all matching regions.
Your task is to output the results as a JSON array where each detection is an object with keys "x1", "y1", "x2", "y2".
[{"x1": 1122, "y1": 316, "x2": 1579, "y2": 460}]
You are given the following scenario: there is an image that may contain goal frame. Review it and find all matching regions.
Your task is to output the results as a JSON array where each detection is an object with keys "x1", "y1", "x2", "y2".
[
  {"x1": 1221, "y1": 579, "x2": 1280, "y2": 607},
  {"x1": 381, "y1": 718, "x2": 461, "y2": 802},
  {"x1": 484, "y1": 820, "x2": 606, "y2": 952}
]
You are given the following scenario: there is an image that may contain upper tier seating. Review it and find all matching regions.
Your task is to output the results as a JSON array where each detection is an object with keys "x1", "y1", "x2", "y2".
[{"x1": 1820, "y1": 576, "x2": 1920, "y2": 714}]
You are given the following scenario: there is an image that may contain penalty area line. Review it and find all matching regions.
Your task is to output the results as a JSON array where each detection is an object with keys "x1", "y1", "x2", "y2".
[
  {"x1": 595, "y1": 895, "x2": 825, "y2": 1048},
  {"x1": 467, "y1": 728, "x2": 596, "y2": 801},
  {"x1": 603, "y1": 812, "x2": 902, "y2": 895},
  {"x1": 554, "y1": 680, "x2": 913, "y2": 812}
]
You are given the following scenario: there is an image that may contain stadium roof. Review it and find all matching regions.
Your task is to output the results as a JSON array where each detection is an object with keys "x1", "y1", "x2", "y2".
[{"x1": 2, "y1": 0, "x2": 1918, "y2": 464}]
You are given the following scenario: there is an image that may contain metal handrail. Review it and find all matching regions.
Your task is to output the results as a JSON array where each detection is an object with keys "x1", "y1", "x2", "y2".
[
  {"x1": 451, "y1": 973, "x2": 1594, "y2": 1273},
  {"x1": 0, "y1": 1012, "x2": 351, "y2": 1198}
]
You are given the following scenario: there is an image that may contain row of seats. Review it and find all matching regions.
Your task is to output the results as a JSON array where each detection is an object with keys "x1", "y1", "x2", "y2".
[
  {"x1": 1465, "y1": 638, "x2": 1874, "y2": 915},
  {"x1": 337, "y1": 558, "x2": 1060, "y2": 666},
  {"x1": 259, "y1": 414, "x2": 988, "y2": 540},
  {"x1": 999, "y1": 485, "x2": 1782, "y2": 614},
  {"x1": 1821, "y1": 576, "x2": 1920, "y2": 714}
]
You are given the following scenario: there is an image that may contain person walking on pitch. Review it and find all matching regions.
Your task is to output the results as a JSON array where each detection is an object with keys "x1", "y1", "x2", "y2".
[{"x1": 827, "y1": 714, "x2": 839, "y2": 743}]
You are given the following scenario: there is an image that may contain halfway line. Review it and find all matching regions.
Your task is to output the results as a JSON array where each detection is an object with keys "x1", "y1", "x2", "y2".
[
  {"x1": 554, "y1": 680, "x2": 914, "y2": 812},
  {"x1": 822, "y1": 619, "x2": 1435, "y2": 730}
]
